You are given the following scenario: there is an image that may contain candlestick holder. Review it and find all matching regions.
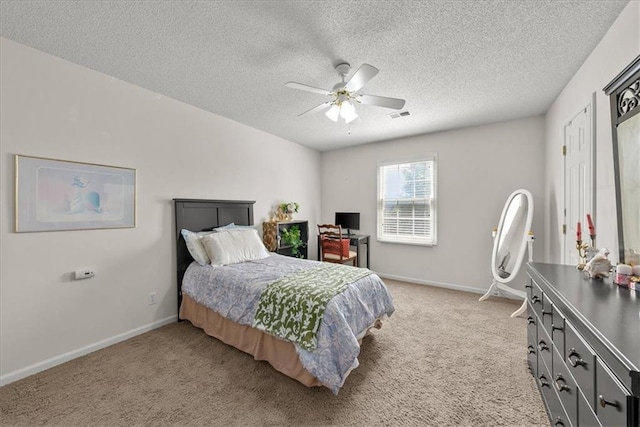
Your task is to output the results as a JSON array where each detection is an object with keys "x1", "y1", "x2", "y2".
[
  {"x1": 576, "y1": 240, "x2": 589, "y2": 270},
  {"x1": 576, "y1": 236, "x2": 598, "y2": 270}
]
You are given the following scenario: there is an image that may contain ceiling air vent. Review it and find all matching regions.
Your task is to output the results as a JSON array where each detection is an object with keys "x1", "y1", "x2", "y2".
[{"x1": 388, "y1": 111, "x2": 411, "y2": 119}]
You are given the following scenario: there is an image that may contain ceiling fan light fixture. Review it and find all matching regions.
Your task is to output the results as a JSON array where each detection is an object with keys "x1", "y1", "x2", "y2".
[
  {"x1": 286, "y1": 61, "x2": 405, "y2": 126},
  {"x1": 345, "y1": 113, "x2": 359, "y2": 124},
  {"x1": 325, "y1": 104, "x2": 340, "y2": 122},
  {"x1": 341, "y1": 101, "x2": 358, "y2": 123}
]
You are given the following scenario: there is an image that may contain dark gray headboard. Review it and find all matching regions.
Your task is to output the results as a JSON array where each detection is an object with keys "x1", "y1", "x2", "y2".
[{"x1": 173, "y1": 199, "x2": 255, "y2": 314}]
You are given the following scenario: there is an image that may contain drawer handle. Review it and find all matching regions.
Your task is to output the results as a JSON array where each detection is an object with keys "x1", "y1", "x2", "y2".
[
  {"x1": 528, "y1": 345, "x2": 536, "y2": 355},
  {"x1": 538, "y1": 374, "x2": 550, "y2": 388},
  {"x1": 567, "y1": 348, "x2": 585, "y2": 368},
  {"x1": 598, "y1": 395, "x2": 620, "y2": 409},
  {"x1": 525, "y1": 283, "x2": 532, "y2": 289},
  {"x1": 553, "y1": 417, "x2": 565, "y2": 426},
  {"x1": 542, "y1": 310, "x2": 552, "y2": 317},
  {"x1": 554, "y1": 374, "x2": 570, "y2": 393},
  {"x1": 537, "y1": 340, "x2": 549, "y2": 352},
  {"x1": 527, "y1": 316, "x2": 535, "y2": 325},
  {"x1": 552, "y1": 324, "x2": 564, "y2": 332},
  {"x1": 531, "y1": 295, "x2": 541, "y2": 304}
]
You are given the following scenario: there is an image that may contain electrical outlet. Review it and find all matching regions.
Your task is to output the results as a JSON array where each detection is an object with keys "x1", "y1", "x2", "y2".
[{"x1": 148, "y1": 292, "x2": 157, "y2": 305}]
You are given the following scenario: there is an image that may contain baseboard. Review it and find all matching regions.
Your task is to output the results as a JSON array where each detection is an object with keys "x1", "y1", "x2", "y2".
[
  {"x1": 375, "y1": 272, "x2": 522, "y2": 300},
  {"x1": 0, "y1": 314, "x2": 177, "y2": 387}
]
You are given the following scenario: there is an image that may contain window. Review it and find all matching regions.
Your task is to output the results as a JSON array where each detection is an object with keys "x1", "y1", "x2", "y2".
[{"x1": 377, "y1": 157, "x2": 437, "y2": 245}]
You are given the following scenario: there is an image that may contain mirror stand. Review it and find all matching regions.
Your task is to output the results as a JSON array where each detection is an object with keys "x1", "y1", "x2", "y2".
[{"x1": 480, "y1": 233, "x2": 534, "y2": 317}]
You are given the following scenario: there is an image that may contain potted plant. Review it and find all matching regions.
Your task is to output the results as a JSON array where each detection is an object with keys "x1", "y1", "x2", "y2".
[
  {"x1": 279, "y1": 224, "x2": 306, "y2": 258},
  {"x1": 278, "y1": 202, "x2": 299, "y2": 221}
]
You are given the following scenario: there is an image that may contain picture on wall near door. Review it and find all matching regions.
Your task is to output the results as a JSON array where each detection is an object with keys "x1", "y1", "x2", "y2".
[{"x1": 15, "y1": 155, "x2": 136, "y2": 232}]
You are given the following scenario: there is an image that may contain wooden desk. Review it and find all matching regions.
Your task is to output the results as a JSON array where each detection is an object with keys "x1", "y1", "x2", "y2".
[{"x1": 317, "y1": 234, "x2": 370, "y2": 269}]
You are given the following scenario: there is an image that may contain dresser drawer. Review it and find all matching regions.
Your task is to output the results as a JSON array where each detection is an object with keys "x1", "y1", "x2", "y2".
[
  {"x1": 541, "y1": 292, "x2": 554, "y2": 335},
  {"x1": 565, "y1": 322, "x2": 597, "y2": 412},
  {"x1": 538, "y1": 325, "x2": 554, "y2": 378},
  {"x1": 538, "y1": 355, "x2": 571, "y2": 427},
  {"x1": 527, "y1": 303, "x2": 538, "y2": 377},
  {"x1": 550, "y1": 306, "x2": 566, "y2": 360},
  {"x1": 578, "y1": 389, "x2": 602, "y2": 427},
  {"x1": 595, "y1": 358, "x2": 630, "y2": 427},
  {"x1": 525, "y1": 277, "x2": 534, "y2": 299},
  {"x1": 553, "y1": 346, "x2": 578, "y2": 423},
  {"x1": 530, "y1": 280, "x2": 544, "y2": 319}
]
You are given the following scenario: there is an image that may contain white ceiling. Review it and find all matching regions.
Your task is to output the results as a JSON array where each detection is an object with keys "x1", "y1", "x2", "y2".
[{"x1": 0, "y1": 1, "x2": 630, "y2": 152}]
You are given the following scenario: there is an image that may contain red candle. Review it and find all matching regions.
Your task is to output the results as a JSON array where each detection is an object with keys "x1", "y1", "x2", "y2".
[
  {"x1": 577, "y1": 222, "x2": 582, "y2": 241},
  {"x1": 586, "y1": 214, "x2": 595, "y2": 237}
]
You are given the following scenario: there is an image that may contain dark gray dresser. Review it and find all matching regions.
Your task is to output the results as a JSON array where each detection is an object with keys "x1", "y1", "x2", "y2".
[{"x1": 527, "y1": 263, "x2": 639, "y2": 427}]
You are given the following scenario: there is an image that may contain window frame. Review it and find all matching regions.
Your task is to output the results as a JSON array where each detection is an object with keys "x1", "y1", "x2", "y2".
[{"x1": 376, "y1": 155, "x2": 438, "y2": 246}]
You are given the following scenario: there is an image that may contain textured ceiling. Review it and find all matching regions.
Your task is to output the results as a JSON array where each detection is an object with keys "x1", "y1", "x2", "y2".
[{"x1": 0, "y1": 1, "x2": 630, "y2": 151}]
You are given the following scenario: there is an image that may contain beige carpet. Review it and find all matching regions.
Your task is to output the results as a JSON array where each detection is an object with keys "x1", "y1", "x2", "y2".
[{"x1": 0, "y1": 279, "x2": 548, "y2": 426}]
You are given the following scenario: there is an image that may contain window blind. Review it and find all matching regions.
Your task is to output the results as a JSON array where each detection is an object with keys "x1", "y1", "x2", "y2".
[{"x1": 378, "y1": 158, "x2": 436, "y2": 245}]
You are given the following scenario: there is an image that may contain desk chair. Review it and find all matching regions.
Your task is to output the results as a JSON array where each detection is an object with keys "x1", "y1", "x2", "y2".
[{"x1": 317, "y1": 224, "x2": 358, "y2": 266}]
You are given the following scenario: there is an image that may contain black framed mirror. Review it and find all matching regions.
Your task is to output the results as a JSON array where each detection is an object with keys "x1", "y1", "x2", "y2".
[{"x1": 604, "y1": 55, "x2": 640, "y2": 265}]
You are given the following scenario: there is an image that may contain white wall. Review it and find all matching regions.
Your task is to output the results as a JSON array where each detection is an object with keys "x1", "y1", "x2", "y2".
[
  {"x1": 321, "y1": 116, "x2": 545, "y2": 293},
  {"x1": 0, "y1": 38, "x2": 321, "y2": 383},
  {"x1": 544, "y1": 1, "x2": 639, "y2": 264}
]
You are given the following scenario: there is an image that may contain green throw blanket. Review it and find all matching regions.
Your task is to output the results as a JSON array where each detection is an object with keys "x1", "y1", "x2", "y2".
[{"x1": 252, "y1": 263, "x2": 372, "y2": 351}]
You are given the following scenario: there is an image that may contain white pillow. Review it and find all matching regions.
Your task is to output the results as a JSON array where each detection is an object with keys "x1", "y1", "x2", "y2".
[
  {"x1": 214, "y1": 223, "x2": 256, "y2": 232},
  {"x1": 201, "y1": 229, "x2": 270, "y2": 266},
  {"x1": 181, "y1": 229, "x2": 215, "y2": 266}
]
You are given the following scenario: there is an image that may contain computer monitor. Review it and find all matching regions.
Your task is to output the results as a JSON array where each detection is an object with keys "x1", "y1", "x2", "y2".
[{"x1": 335, "y1": 212, "x2": 360, "y2": 235}]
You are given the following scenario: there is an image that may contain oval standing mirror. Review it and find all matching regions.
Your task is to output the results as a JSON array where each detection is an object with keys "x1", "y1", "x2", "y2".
[{"x1": 479, "y1": 189, "x2": 534, "y2": 317}]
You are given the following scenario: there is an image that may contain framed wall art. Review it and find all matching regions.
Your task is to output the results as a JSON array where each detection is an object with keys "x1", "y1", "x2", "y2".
[{"x1": 15, "y1": 155, "x2": 136, "y2": 232}]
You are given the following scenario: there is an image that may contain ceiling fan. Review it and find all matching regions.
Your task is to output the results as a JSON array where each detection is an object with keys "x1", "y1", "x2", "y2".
[{"x1": 285, "y1": 62, "x2": 406, "y2": 124}]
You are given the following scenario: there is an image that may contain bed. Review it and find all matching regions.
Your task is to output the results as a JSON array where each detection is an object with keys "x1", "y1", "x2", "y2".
[{"x1": 174, "y1": 199, "x2": 395, "y2": 393}]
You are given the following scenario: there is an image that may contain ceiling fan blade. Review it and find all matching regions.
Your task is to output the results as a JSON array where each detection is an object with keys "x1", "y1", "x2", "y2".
[
  {"x1": 298, "y1": 102, "x2": 333, "y2": 116},
  {"x1": 357, "y1": 94, "x2": 406, "y2": 110},
  {"x1": 285, "y1": 82, "x2": 332, "y2": 96},
  {"x1": 344, "y1": 64, "x2": 379, "y2": 92}
]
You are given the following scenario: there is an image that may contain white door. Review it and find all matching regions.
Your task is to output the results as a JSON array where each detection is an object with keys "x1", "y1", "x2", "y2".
[{"x1": 563, "y1": 101, "x2": 594, "y2": 265}]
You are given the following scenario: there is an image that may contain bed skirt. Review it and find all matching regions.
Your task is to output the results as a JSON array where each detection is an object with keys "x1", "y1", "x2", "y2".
[{"x1": 179, "y1": 294, "x2": 324, "y2": 388}]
